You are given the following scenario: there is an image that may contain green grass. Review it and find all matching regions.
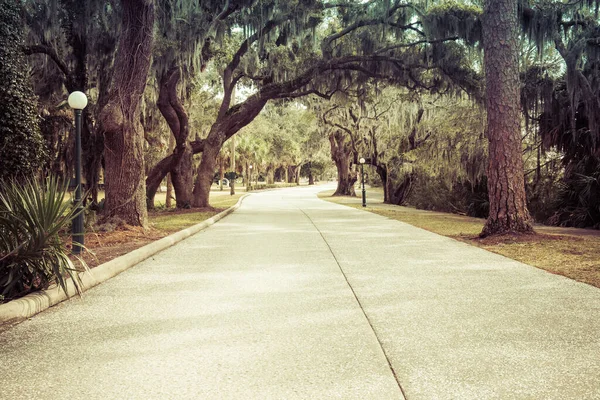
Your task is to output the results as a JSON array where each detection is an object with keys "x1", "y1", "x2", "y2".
[
  {"x1": 149, "y1": 193, "x2": 243, "y2": 233},
  {"x1": 150, "y1": 211, "x2": 219, "y2": 232},
  {"x1": 319, "y1": 191, "x2": 600, "y2": 289}
]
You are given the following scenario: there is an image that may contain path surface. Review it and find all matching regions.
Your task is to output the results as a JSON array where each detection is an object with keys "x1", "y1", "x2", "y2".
[{"x1": 1, "y1": 184, "x2": 599, "y2": 399}]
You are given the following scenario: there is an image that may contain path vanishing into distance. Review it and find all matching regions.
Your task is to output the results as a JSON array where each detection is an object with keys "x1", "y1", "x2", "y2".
[{"x1": 1, "y1": 184, "x2": 599, "y2": 399}]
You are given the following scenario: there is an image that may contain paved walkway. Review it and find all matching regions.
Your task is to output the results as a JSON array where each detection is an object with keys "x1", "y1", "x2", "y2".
[{"x1": 1, "y1": 184, "x2": 599, "y2": 399}]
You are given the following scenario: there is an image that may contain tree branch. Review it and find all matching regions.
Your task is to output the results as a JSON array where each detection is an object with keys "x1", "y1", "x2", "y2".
[
  {"x1": 375, "y1": 37, "x2": 459, "y2": 54},
  {"x1": 23, "y1": 44, "x2": 71, "y2": 80}
]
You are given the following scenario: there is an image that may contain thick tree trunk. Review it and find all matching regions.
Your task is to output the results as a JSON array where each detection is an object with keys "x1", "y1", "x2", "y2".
[
  {"x1": 192, "y1": 139, "x2": 220, "y2": 208},
  {"x1": 266, "y1": 163, "x2": 275, "y2": 184},
  {"x1": 333, "y1": 157, "x2": 357, "y2": 196},
  {"x1": 481, "y1": 0, "x2": 533, "y2": 236},
  {"x1": 329, "y1": 131, "x2": 356, "y2": 196},
  {"x1": 190, "y1": 93, "x2": 268, "y2": 207},
  {"x1": 98, "y1": 0, "x2": 154, "y2": 226},
  {"x1": 155, "y1": 66, "x2": 193, "y2": 208},
  {"x1": 386, "y1": 173, "x2": 413, "y2": 205},
  {"x1": 146, "y1": 139, "x2": 204, "y2": 209},
  {"x1": 287, "y1": 165, "x2": 297, "y2": 184},
  {"x1": 375, "y1": 164, "x2": 389, "y2": 203},
  {"x1": 171, "y1": 145, "x2": 193, "y2": 208},
  {"x1": 62, "y1": 8, "x2": 104, "y2": 207},
  {"x1": 146, "y1": 156, "x2": 172, "y2": 209},
  {"x1": 308, "y1": 163, "x2": 315, "y2": 185}
]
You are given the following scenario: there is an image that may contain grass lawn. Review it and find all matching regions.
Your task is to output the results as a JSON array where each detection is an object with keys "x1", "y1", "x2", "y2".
[
  {"x1": 319, "y1": 190, "x2": 600, "y2": 289},
  {"x1": 149, "y1": 194, "x2": 242, "y2": 233}
]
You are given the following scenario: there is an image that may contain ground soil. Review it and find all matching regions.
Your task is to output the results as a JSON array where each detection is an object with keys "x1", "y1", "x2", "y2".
[{"x1": 71, "y1": 208, "x2": 218, "y2": 268}]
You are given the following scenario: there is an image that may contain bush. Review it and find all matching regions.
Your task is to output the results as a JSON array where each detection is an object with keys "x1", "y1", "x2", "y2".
[
  {"x1": 408, "y1": 173, "x2": 489, "y2": 218},
  {"x1": 0, "y1": 176, "x2": 88, "y2": 302},
  {"x1": 0, "y1": 0, "x2": 47, "y2": 180}
]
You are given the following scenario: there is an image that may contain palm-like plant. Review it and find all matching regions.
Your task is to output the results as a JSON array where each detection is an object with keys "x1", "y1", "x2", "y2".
[{"x1": 0, "y1": 176, "x2": 88, "y2": 302}]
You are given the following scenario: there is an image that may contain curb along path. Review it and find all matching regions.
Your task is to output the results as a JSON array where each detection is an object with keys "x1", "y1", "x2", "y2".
[{"x1": 0, "y1": 194, "x2": 249, "y2": 331}]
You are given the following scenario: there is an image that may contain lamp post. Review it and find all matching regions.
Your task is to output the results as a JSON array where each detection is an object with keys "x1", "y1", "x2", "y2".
[
  {"x1": 68, "y1": 91, "x2": 88, "y2": 254},
  {"x1": 359, "y1": 157, "x2": 366, "y2": 207}
]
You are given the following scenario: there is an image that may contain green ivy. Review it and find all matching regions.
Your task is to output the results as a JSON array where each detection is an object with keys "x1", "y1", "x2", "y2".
[{"x1": 0, "y1": 0, "x2": 48, "y2": 181}]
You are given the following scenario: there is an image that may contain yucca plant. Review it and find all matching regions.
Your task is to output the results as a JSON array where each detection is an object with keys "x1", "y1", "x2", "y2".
[{"x1": 0, "y1": 176, "x2": 88, "y2": 302}]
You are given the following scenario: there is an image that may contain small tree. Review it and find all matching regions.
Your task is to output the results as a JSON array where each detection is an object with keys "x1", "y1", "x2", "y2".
[{"x1": 0, "y1": 0, "x2": 47, "y2": 181}]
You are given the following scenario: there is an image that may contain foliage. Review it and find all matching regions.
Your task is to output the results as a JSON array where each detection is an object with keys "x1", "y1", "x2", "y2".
[
  {"x1": 518, "y1": 2, "x2": 600, "y2": 228},
  {"x1": 549, "y1": 156, "x2": 600, "y2": 228},
  {"x1": 0, "y1": 176, "x2": 88, "y2": 302},
  {"x1": 423, "y1": 2, "x2": 483, "y2": 46},
  {"x1": 0, "y1": 0, "x2": 47, "y2": 181},
  {"x1": 409, "y1": 173, "x2": 489, "y2": 217}
]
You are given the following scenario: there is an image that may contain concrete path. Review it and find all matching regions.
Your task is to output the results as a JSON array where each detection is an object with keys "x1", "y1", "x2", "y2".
[{"x1": 1, "y1": 184, "x2": 599, "y2": 399}]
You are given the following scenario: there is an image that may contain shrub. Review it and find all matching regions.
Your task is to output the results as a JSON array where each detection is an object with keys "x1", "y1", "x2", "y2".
[
  {"x1": 408, "y1": 173, "x2": 489, "y2": 218},
  {"x1": 0, "y1": 176, "x2": 88, "y2": 302},
  {"x1": 0, "y1": 0, "x2": 47, "y2": 180}
]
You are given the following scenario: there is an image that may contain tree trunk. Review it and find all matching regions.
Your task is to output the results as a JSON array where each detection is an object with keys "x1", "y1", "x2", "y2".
[
  {"x1": 98, "y1": 0, "x2": 154, "y2": 226},
  {"x1": 219, "y1": 155, "x2": 225, "y2": 190},
  {"x1": 375, "y1": 164, "x2": 389, "y2": 203},
  {"x1": 230, "y1": 136, "x2": 236, "y2": 195},
  {"x1": 287, "y1": 165, "x2": 296, "y2": 183},
  {"x1": 329, "y1": 131, "x2": 356, "y2": 196},
  {"x1": 481, "y1": 0, "x2": 533, "y2": 236},
  {"x1": 146, "y1": 139, "x2": 204, "y2": 209},
  {"x1": 171, "y1": 145, "x2": 193, "y2": 208},
  {"x1": 387, "y1": 173, "x2": 413, "y2": 206},
  {"x1": 333, "y1": 156, "x2": 357, "y2": 196},
  {"x1": 266, "y1": 163, "x2": 275, "y2": 184},
  {"x1": 192, "y1": 138, "x2": 220, "y2": 207},
  {"x1": 308, "y1": 162, "x2": 315, "y2": 185},
  {"x1": 190, "y1": 94, "x2": 268, "y2": 208},
  {"x1": 146, "y1": 155, "x2": 172, "y2": 210},
  {"x1": 63, "y1": 6, "x2": 104, "y2": 207},
  {"x1": 155, "y1": 66, "x2": 193, "y2": 208},
  {"x1": 165, "y1": 173, "x2": 173, "y2": 208},
  {"x1": 246, "y1": 161, "x2": 252, "y2": 191},
  {"x1": 165, "y1": 134, "x2": 174, "y2": 208}
]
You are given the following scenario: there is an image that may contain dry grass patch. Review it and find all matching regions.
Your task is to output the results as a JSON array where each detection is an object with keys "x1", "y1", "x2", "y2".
[
  {"x1": 319, "y1": 192, "x2": 600, "y2": 288},
  {"x1": 79, "y1": 194, "x2": 243, "y2": 267}
]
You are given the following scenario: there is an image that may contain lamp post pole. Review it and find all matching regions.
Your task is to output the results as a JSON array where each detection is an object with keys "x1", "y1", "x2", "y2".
[
  {"x1": 68, "y1": 91, "x2": 88, "y2": 254},
  {"x1": 359, "y1": 157, "x2": 366, "y2": 207}
]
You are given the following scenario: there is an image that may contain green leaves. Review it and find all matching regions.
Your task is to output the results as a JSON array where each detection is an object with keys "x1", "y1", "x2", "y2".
[
  {"x1": 0, "y1": 0, "x2": 47, "y2": 181},
  {"x1": 0, "y1": 176, "x2": 88, "y2": 302}
]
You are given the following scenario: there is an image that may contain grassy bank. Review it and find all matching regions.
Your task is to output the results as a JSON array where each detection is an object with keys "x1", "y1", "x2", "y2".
[{"x1": 319, "y1": 190, "x2": 600, "y2": 289}]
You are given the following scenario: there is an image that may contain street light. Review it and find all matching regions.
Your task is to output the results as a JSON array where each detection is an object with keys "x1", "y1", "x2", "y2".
[
  {"x1": 359, "y1": 157, "x2": 366, "y2": 207},
  {"x1": 68, "y1": 91, "x2": 88, "y2": 254}
]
